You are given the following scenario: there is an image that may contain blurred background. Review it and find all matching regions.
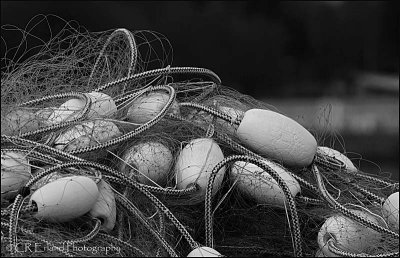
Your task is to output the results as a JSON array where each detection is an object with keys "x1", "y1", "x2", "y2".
[{"x1": 1, "y1": 1, "x2": 398, "y2": 179}]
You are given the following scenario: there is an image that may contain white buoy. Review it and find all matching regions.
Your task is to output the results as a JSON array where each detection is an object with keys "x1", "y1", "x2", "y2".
[
  {"x1": 235, "y1": 109, "x2": 317, "y2": 167},
  {"x1": 47, "y1": 98, "x2": 84, "y2": 124},
  {"x1": 230, "y1": 160, "x2": 301, "y2": 207},
  {"x1": 187, "y1": 247, "x2": 222, "y2": 257},
  {"x1": 317, "y1": 209, "x2": 381, "y2": 256},
  {"x1": 120, "y1": 142, "x2": 173, "y2": 186},
  {"x1": 85, "y1": 91, "x2": 117, "y2": 118},
  {"x1": 126, "y1": 92, "x2": 180, "y2": 124},
  {"x1": 30, "y1": 176, "x2": 99, "y2": 223},
  {"x1": 1, "y1": 109, "x2": 41, "y2": 135},
  {"x1": 1, "y1": 151, "x2": 31, "y2": 200},
  {"x1": 35, "y1": 107, "x2": 58, "y2": 123},
  {"x1": 47, "y1": 92, "x2": 117, "y2": 124},
  {"x1": 31, "y1": 172, "x2": 65, "y2": 191},
  {"x1": 175, "y1": 138, "x2": 225, "y2": 204},
  {"x1": 317, "y1": 146, "x2": 357, "y2": 172},
  {"x1": 89, "y1": 180, "x2": 116, "y2": 232},
  {"x1": 382, "y1": 192, "x2": 399, "y2": 232},
  {"x1": 54, "y1": 120, "x2": 122, "y2": 152}
]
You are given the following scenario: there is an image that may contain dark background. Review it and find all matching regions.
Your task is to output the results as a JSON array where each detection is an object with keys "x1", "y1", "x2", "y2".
[
  {"x1": 1, "y1": 1, "x2": 399, "y2": 95},
  {"x1": 1, "y1": 1, "x2": 398, "y2": 179}
]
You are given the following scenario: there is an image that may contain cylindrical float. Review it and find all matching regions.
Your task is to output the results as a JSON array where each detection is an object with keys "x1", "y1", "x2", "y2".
[
  {"x1": 48, "y1": 91, "x2": 117, "y2": 124},
  {"x1": 175, "y1": 138, "x2": 225, "y2": 203},
  {"x1": 53, "y1": 119, "x2": 122, "y2": 152},
  {"x1": 120, "y1": 141, "x2": 173, "y2": 186},
  {"x1": 317, "y1": 209, "x2": 381, "y2": 256},
  {"x1": 317, "y1": 146, "x2": 357, "y2": 172},
  {"x1": 235, "y1": 109, "x2": 317, "y2": 167},
  {"x1": 382, "y1": 192, "x2": 399, "y2": 232},
  {"x1": 126, "y1": 92, "x2": 180, "y2": 124},
  {"x1": 30, "y1": 176, "x2": 99, "y2": 223},
  {"x1": 1, "y1": 151, "x2": 31, "y2": 201},
  {"x1": 2, "y1": 109, "x2": 41, "y2": 135},
  {"x1": 89, "y1": 179, "x2": 116, "y2": 232},
  {"x1": 230, "y1": 160, "x2": 301, "y2": 207},
  {"x1": 187, "y1": 247, "x2": 221, "y2": 257}
]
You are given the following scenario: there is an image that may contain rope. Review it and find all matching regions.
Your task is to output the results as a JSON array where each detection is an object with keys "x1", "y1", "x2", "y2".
[
  {"x1": 68, "y1": 85, "x2": 175, "y2": 154},
  {"x1": 312, "y1": 164, "x2": 399, "y2": 239},
  {"x1": 114, "y1": 192, "x2": 178, "y2": 257},
  {"x1": 327, "y1": 239, "x2": 399, "y2": 257},
  {"x1": 95, "y1": 67, "x2": 221, "y2": 92},
  {"x1": 180, "y1": 102, "x2": 241, "y2": 126},
  {"x1": 204, "y1": 155, "x2": 303, "y2": 257},
  {"x1": 89, "y1": 28, "x2": 138, "y2": 94}
]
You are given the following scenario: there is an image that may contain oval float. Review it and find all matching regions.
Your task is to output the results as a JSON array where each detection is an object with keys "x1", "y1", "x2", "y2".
[
  {"x1": 187, "y1": 247, "x2": 221, "y2": 257},
  {"x1": 30, "y1": 176, "x2": 99, "y2": 223},
  {"x1": 235, "y1": 109, "x2": 317, "y2": 168},
  {"x1": 318, "y1": 146, "x2": 357, "y2": 172},
  {"x1": 317, "y1": 209, "x2": 381, "y2": 256},
  {"x1": 31, "y1": 172, "x2": 66, "y2": 191},
  {"x1": 230, "y1": 160, "x2": 300, "y2": 207},
  {"x1": 126, "y1": 92, "x2": 180, "y2": 124},
  {"x1": 48, "y1": 92, "x2": 117, "y2": 124},
  {"x1": 175, "y1": 138, "x2": 225, "y2": 204},
  {"x1": 121, "y1": 141, "x2": 173, "y2": 186},
  {"x1": 1, "y1": 151, "x2": 31, "y2": 200},
  {"x1": 89, "y1": 179, "x2": 116, "y2": 232},
  {"x1": 47, "y1": 98, "x2": 84, "y2": 124},
  {"x1": 35, "y1": 107, "x2": 58, "y2": 126},
  {"x1": 1, "y1": 109, "x2": 41, "y2": 135},
  {"x1": 54, "y1": 120, "x2": 122, "y2": 152},
  {"x1": 382, "y1": 192, "x2": 399, "y2": 232}
]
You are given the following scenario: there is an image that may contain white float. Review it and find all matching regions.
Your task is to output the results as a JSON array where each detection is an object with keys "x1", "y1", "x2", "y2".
[
  {"x1": 35, "y1": 107, "x2": 58, "y2": 124},
  {"x1": 30, "y1": 176, "x2": 99, "y2": 222},
  {"x1": 230, "y1": 160, "x2": 301, "y2": 207},
  {"x1": 187, "y1": 246, "x2": 221, "y2": 257},
  {"x1": 235, "y1": 109, "x2": 317, "y2": 167},
  {"x1": 120, "y1": 141, "x2": 173, "y2": 186},
  {"x1": 31, "y1": 172, "x2": 65, "y2": 191},
  {"x1": 317, "y1": 146, "x2": 357, "y2": 172},
  {"x1": 1, "y1": 151, "x2": 31, "y2": 200},
  {"x1": 175, "y1": 138, "x2": 225, "y2": 203},
  {"x1": 126, "y1": 92, "x2": 180, "y2": 124},
  {"x1": 317, "y1": 209, "x2": 381, "y2": 256},
  {"x1": 2, "y1": 109, "x2": 41, "y2": 135},
  {"x1": 54, "y1": 119, "x2": 122, "y2": 152},
  {"x1": 89, "y1": 179, "x2": 116, "y2": 232},
  {"x1": 382, "y1": 192, "x2": 399, "y2": 232},
  {"x1": 47, "y1": 92, "x2": 117, "y2": 124}
]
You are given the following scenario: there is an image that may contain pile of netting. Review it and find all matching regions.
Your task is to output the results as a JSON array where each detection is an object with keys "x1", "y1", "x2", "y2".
[{"x1": 1, "y1": 16, "x2": 399, "y2": 257}]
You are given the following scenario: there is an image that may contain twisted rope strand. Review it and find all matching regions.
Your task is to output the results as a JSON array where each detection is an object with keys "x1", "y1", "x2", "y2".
[
  {"x1": 204, "y1": 155, "x2": 303, "y2": 257},
  {"x1": 95, "y1": 67, "x2": 221, "y2": 92},
  {"x1": 312, "y1": 164, "x2": 399, "y2": 239}
]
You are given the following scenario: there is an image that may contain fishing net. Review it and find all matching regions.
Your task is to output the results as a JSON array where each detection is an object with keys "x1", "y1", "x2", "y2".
[{"x1": 1, "y1": 15, "x2": 399, "y2": 257}]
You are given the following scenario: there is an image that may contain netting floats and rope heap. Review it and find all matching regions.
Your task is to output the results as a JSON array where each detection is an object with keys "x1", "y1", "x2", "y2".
[{"x1": 1, "y1": 17, "x2": 399, "y2": 257}]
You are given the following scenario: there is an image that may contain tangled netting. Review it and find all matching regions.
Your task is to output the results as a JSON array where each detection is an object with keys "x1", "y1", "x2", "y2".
[{"x1": 1, "y1": 15, "x2": 399, "y2": 257}]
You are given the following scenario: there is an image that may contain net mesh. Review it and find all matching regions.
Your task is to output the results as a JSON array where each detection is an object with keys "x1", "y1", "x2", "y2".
[{"x1": 1, "y1": 15, "x2": 398, "y2": 257}]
